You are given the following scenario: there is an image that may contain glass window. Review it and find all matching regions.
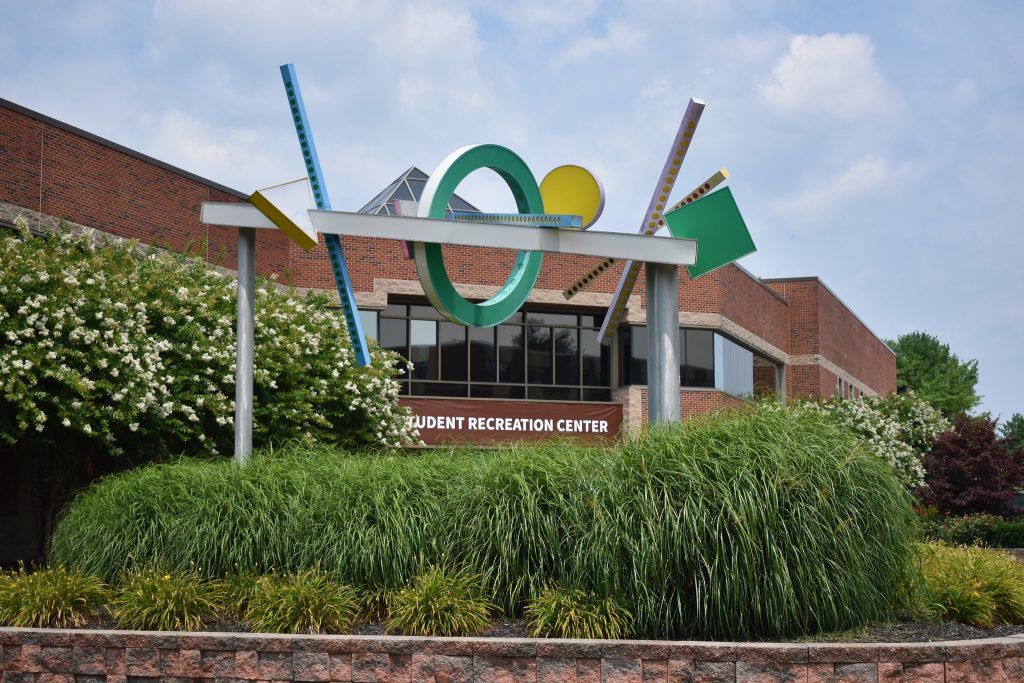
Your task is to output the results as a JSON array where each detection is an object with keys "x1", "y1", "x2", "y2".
[
  {"x1": 527, "y1": 325, "x2": 553, "y2": 384},
  {"x1": 379, "y1": 318, "x2": 407, "y2": 377},
  {"x1": 410, "y1": 304, "x2": 446, "y2": 321},
  {"x1": 390, "y1": 182, "x2": 413, "y2": 201},
  {"x1": 717, "y1": 334, "x2": 753, "y2": 397},
  {"x1": 439, "y1": 322, "x2": 467, "y2": 382},
  {"x1": 410, "y1": 319, "x2": 437, "y2": 380},
  {"x1": 469, "y1": 327, "x2": 496, "y2": 382},
  {"x1": 526, "y1": 311, "x2": 577, "y2": 326},
  {"x1": 358, "y1": 310, "x2": 378, "y2": 343},
  {"x1": 471, "y1": 384, "x2": 525, "y2": 399},
  {"x1": 684, "y1": 329, "x2": 714, "y2": 388},
  {"x1": 554, "y1": 328, "x2": 579, "y2": 385},
  {"x1": 381, "y1": 303, "x2": 406, "y2": 318},
  {"x1": 528, "y1": 386, "x2": 580, "y2": 401},
  {"x1": 581, "y1": 332, "x2": 611, "y2": 387},
  {"x1": 406, "y1": 177, "x2": 426, "y2": 199},
  {"x1": 411, "y1": 382, "x2": 466, "y2": 397},
  {"x1": 627, "y1": 326, "x2": 648, "y2": 385},
  {"x1": 583, "y1": 388, "x2": 612, "y2": 402},
  {"x1": 498, "y1": 325, "x2": 524, "y2": 383}
]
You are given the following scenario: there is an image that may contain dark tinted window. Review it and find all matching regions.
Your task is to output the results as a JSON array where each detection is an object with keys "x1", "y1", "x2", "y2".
[
  {"x1": 498, "y1": 325, "x2": 524, "y2": 383},
  {"x1": 439, "y1": 322, "x2": 467, "y2": 382},
  {"x1": 468, "y1": 327, "x2": 496, "y2": 382},
  {"x1": 409, "y1": 319, "x2": 437, "y2": 380},
  {"x1": 684, "y1": 329, "x2": 714, "y2": 388},
  {"x1": 527, "y1": 325, "x2": 552, "y2": 384}
]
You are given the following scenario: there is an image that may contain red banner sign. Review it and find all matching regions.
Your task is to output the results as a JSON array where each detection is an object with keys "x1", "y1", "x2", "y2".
[{"x1": 399, "y1": 398, "x2": 623, "y2": 445}]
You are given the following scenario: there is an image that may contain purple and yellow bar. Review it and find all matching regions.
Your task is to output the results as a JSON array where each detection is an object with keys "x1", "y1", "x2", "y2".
[{"x1": 596, "y1": 98, "x2": 706, "y2": 344}]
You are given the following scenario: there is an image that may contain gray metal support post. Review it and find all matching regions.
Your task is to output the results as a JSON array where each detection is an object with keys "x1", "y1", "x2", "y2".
[
  {"x1": 234, "y1": 227, "x2": 255, "y2": 464},
  {"x1": 646, "y1": 262, "x2": 681, "y2": 424}
]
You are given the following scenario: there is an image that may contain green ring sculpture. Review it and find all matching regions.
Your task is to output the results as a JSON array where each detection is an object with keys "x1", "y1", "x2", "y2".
[{"x1": 413, "y1": 144, "x2": 545, "y2": 327}]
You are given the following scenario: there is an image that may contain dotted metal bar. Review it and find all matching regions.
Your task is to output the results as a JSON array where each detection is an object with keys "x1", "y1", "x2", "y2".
[
  {"x1": 280, "y1": 64, "x2": 371, "y2": 367},
  {"x1": 596, "y1": 99, "x2": 706, "y2": 345}
]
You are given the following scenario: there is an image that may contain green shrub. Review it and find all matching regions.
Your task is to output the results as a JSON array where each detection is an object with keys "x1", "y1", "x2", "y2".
[
  {"x1": 918, "y1": 543, "x2": 1024, "y2": 627},
  {"x1": 52, "y1": 405, "x2": 919, "y2": 639},
  {"x1": 525, "y1": 587, "x2": 632, "y2": 639},
  {"x1": 111, "y1": 569, "x2": 225, "y2": 631},
  {"x1": 223, "y1": 571, "x2": 261, "y2": 616},
  {"x1": 245, "y1": 569, "x2": 359, "y2": 634},
  {"x1": 357, "y1": 586, "x2": 394, "y2": 622},
  {"x1": 0, "y1": 566, "x2": 108, "y2": 627},
  {"x1": 921, "y1": 513, "x2": 1024, "y2": 548},
  {"x1": 385, "y1": 566, "x2": 493, "y2": 637}
]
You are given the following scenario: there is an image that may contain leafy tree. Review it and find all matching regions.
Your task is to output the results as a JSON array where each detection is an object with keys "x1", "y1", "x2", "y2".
[
  {"x1": 1002, "y1": 413, "x2": 1024, "y2": 454},
  {"x1": 917, "y1": 414, "x2": 1024, "y2": 517},
  {"x1": 887, "y1": 331, "x2": 980, "y2": 418}
]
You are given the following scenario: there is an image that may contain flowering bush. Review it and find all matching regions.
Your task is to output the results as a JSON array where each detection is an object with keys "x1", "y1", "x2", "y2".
[
  {"x1": 0, "y1": 217, "x2": 418, "y2": 456},
  {"x1": 790, "y1": 392, "x2": 949, "y2": 488}
]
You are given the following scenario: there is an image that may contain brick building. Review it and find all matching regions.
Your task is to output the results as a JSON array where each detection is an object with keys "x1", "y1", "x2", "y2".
[{"x1": 0, "y1": 97, "x2": 896, "y2": 440}]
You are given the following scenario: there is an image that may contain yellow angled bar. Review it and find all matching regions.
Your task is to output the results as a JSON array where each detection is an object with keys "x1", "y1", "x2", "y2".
[{"x1": 248, "y1": 179, "x2": 319, "y2": 251}]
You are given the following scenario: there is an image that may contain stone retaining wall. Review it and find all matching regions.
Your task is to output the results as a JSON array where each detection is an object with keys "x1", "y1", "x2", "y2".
[{"x1": 1, "y1": 627, "x2": 1022, "y2": 682}]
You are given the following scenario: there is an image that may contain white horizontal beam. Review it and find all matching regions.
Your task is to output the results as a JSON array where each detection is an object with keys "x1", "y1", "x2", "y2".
[
  {"x1": 200, "y1": 202, "x2": 697, "y2": 266},
  {"x1": 201, "y1": 202, "x2": 277, "y2": 229}
]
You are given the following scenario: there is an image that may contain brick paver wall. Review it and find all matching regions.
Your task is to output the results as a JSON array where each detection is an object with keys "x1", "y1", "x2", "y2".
[{"x1": 2, "y1": 628, "x2": 1022, "y2": 682}]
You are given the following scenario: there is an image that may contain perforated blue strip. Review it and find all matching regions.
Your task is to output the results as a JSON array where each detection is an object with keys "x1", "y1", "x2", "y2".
[
  {"x1": 448, "y1": 211, "x2": 582, "y2": 229},
  {"x1": 280, "y1": 64, "x2": 371, "y2": 367}
]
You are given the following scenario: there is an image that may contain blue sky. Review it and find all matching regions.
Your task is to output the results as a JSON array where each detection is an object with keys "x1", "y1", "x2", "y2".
[{"x1": 3, "y1": 1, "x2": 1022, "y2": 420}]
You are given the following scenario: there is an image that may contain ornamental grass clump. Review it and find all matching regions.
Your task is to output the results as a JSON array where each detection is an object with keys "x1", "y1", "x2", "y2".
[
  {"x1": 52, "y1": 404, "x2": 920, "y2": 640},
  {"x1": 918, "y1": 543, "x2": 1024, "y2": 627},
  {"x1": 245, "y1": 569, "x2": 359, "y2": 634},
  {"x1": 111, "y1": 569, "x2": 225, "y2": 631},
  {"x1": 385, "y1": 566, "x2": 493, "y2": 637},
  {"x1": 0, "y1": 565, "x2": 108, "y2": 628},
  {"x1": 525, "y1": 587, "x2": 633, "y2": 639}
]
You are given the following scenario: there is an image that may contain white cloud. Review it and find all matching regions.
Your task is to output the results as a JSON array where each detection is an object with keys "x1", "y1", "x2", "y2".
[
  {"x1": 147, "y1": 110, "x2": 280, "y2": 187},
  {"x1": 489, "y1": 0, "x2": 600, "y2": 35},
  {"x1": 558, "y1": 19, "x2": 644, "y2": 64},
  {"x1": 759, "y1": 33, "x2": 899, "y2": 118},
  {"x1": 771, "y1": 155, "x2": 915, "y2": 222}
]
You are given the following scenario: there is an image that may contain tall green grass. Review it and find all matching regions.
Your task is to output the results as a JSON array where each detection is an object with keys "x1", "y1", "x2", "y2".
[{"x1": 50, "y1": 405, "x2": 918, "y2": 639}]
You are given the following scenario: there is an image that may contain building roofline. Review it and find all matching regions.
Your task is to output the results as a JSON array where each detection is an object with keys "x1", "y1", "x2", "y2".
[
  {"x1": 727, "y1": 261, "x2": 790, "y2": 305},
  {"x1": 761, "y1": 276, "x2": 896, "y2": 357},
  {"x1": 0, "y1": 97, "x2": 248, "y2": 200}
]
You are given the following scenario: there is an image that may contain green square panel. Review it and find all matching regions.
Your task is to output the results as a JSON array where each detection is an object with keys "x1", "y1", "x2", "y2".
[{"x1": 664, "y1": 186, "x2": 755, "y2": 279}]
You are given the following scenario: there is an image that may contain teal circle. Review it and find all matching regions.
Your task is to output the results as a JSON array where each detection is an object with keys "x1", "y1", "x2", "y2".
[{"x1": 414, "y1": 145, "x2": 544, "y2": 327}]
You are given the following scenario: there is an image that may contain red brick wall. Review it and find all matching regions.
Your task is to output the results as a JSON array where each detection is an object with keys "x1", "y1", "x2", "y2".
[
  {"x1": 0, "y1": 103, "x2": 291, "y2": 279},
  {"x1": 766, "y1": 278, "x2": 895, "y2": 397},
  {"x1": 815, "y1": 284, "x2": 896, "y2": 395},
  {"x1": 717, "y1": 265, "x2": 790, "y2": 351}
]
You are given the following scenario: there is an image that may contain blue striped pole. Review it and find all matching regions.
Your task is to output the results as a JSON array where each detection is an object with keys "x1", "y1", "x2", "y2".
[{"x1": 280, "y1": 64, "x2": 372, "y2": 367}]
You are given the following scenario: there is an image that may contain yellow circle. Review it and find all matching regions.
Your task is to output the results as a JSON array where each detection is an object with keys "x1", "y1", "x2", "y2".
[{"x1": 540, "y1": 165, "x2": 606, "y2": 229}]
